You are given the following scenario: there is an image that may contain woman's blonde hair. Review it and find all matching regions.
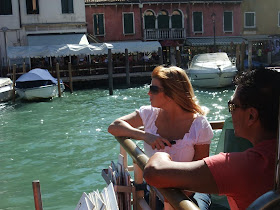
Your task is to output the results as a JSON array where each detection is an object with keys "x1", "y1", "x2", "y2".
[{"x1": 151, "y1": 65, "x2": 205, "y2": 115}]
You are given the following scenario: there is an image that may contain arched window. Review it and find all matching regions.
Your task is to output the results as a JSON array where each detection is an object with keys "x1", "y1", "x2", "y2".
[
  {"x1": 144, "y1": 10, "x2": 155, "y2": 29},
  {"x1": 171, "y1": 10, "x2": 183, "y2": 28},
  {"x1": 158, "y1": 10, "x2": 169, "y2": 29}
]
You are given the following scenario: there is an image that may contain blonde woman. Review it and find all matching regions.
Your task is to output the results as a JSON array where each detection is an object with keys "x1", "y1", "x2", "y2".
[{"x1": 108, "y1": 66, "x2": 213, "y2": 209}]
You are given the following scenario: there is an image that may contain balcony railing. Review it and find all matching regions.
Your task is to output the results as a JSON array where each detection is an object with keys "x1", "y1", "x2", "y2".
[{"x1": 144, "y1": 28, "x2": 186, "y2": 40}]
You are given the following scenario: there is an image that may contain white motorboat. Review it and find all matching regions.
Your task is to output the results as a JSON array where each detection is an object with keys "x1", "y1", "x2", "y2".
[
  {"x1": 0, "y1": 77, "x2": 13, "y2": 102},
  {"x1": 16, "y1": 68, "x2": 65, "y2": 101},
  {"x1": 186, "y1": 52, "x2": 237, "y2": 88}
]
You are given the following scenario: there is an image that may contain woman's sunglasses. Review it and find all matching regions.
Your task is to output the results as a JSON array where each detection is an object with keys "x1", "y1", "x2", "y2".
[{"x1": 149, "y1": 85, "x2": 163, "y2": 95}]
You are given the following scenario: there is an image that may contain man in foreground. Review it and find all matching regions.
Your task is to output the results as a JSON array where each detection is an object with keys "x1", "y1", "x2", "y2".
[{"x1": 143, "y1": 68, "x2": 280, "y2": 209}]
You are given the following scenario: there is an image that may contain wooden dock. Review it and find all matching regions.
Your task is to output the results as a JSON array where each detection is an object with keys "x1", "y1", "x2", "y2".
[{"x1": 60, "y1": 71, "x2": 152, "y2": 83}]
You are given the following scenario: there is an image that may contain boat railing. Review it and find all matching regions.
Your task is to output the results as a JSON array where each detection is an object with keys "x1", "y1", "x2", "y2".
[{"x1": 107, "y1": 120, "x2": 224, "y2": 210}]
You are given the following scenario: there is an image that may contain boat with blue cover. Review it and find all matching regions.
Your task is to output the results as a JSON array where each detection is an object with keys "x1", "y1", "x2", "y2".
[{"x1": 15, "y1": 68, "x2": 64, "y2": 101}]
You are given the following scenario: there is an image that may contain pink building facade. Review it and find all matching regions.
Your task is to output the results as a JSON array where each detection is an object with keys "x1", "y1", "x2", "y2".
[{"x1": 85, "y1": 0, "x2": 243, "y2": 65}]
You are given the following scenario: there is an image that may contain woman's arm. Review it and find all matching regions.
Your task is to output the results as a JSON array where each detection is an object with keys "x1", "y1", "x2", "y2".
[
  {"x1": 108, "y1": 111, "x2": 146, "y2": 140},
  {"x1": 143, "y1": 152, "x2": 219, "y2": 194},
  {"x1": 192, "y1": 144, "x2": 210, "y2": 161},
  {"x1": 108, "y1": 111, "x2": 172, "y2": 149}
]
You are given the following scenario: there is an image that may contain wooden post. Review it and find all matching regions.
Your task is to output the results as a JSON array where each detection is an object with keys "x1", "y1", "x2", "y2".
[
  {"x1": 56, "y1": 63, "x2": 61, "y2": 97},
  {"x1": 108, "y1": 49, "x2": 113, "y2": 95},
  {"x1": 158, "y1": 47, "x2": 163, "y2": 65},
  {"x1": 134, "y1": 162, "x2": 144, "y2": 210},
  {"x1": 32, "y1": 180, "x2": 43, "y2": 210},
  {"x1": 230, "y1": 41, "x2": 234, "y2": 57},
  {"x1": 120, "y1": 146, "x2": 128, "y2": 170},
  {"x1": 240, "y1": 41, "x2": 245, "y2": 72},
  {"x1": 248, "y1": 41, "x2": 253, "y2": 71},
  {"x1": 23, "y1": 62, "x2": 26, "y2": 73},
  {"x1": 12, "y1": 64, "x2": 16, "y2": 102},
  {"x1": 149, "y1": 187, "x2": 157, "y2": 210},
  {"x1": 176, "y1": 48, "x2": 181, "y2": 67},
  {"x1": 236, "y1": 44, "x2": 240, "y2": 70},
  {"x1": 125, "y1": 49, "x2": 130, "y2": 87},
  {"x1": 267, "y1": 51, "x2": 272, "y2": 65},
  {"x1": 68, "y1": 62, "x2": 73, "y2": 93}
]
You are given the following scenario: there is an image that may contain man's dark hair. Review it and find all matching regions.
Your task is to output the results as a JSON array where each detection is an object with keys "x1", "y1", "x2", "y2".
[{"x1": 234, "y1": 68, "x2": 280, "y2": 133}]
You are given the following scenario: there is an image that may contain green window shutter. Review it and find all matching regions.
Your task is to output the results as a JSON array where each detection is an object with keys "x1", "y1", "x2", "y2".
[
  {"x1": 172, "y1": 15, "x2": 182, "y2": 28},
  {"x1": 94, "y1": 14, "x2": 104, "y2": 35},
  {"x1": 245, "y1": 13, "x2": 254, "y2": 27},
  {"x1": 98, "y1": 14, "x2": 104, "y2": 35},
  {"x1": 124, "y1": 13, "x2": 134, "y2": 34},
  {"x1": 144, "y1": 16, "x2": 155, "y2": 29},
  {"x1": 193, "y1": 12, "x2": 202, "y2": 32},
  {"x1": 224, "y1": 12, "x2": 232, "y2": 32},
  {"x1": 158, "y1": 15, "x2": 169, "y2": 29}
]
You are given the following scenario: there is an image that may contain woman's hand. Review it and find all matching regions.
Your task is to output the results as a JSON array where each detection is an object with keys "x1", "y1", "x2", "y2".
[{"x1": 144, "y1": 133, "x2": 172, "y2": 150}]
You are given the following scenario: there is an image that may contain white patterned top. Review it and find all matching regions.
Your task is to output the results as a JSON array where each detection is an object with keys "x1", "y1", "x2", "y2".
[{"x1": 138, "y1": 105, "x2": 213, "y2": 162}]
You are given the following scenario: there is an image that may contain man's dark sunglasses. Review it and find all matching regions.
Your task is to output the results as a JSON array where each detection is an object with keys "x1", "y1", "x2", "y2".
[
  {"x1": 149, "y1": 85, "x2": 163, "y2": 95},
  {"x1": 228, "y1": 100, "x2": 248, "y2": 113}
]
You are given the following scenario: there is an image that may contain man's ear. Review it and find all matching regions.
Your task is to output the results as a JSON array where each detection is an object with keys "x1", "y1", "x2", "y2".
[{"x1": 247, "y1": 107, "x2": 259, "y2": 126}]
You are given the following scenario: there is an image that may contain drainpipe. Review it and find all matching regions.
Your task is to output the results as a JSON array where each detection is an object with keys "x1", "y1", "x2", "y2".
[{"x1": 18, "y1": 0, "x2": 22, "y2": 28}]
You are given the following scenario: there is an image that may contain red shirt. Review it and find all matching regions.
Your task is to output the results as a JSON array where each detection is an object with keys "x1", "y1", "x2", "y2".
[{"x1": 204, "y1": 139, "x2": 276, "y2": 210}]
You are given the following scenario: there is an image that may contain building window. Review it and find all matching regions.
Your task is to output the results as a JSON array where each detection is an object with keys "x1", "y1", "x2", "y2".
[
  {"x1": 193, "y1": 12, "x2": 203, "y2": 33},
  {"x1": 244, "y1": 12, "x2": 255, "y2": 28},
  {"x1": 158, "y1": 10, "x2": 169, "y2": 29},
  {"x1": 26, "y1": 0, "x2": 39, "y2": 14},
  {"x1": 61, "y1": 0, "x2": 73, "y2": 14},
  {"x1": 171, "y1": 10, "x2": 183, "y2": 28},
  {"x1": 224, "y1": 11, "x2": 233, "y2": 32},
  {"x1": 93, "y1": 14, "x2": 105, "y2": 36},
  {"x1": 0, "y1": 0, "x2": 12, "y2": 15},
  {"x1": 123, "y1": 13, "x2": 135, "y2": 35},
  {"x1": 144, "y1": 10, "x2": 155, "y2": 29}
]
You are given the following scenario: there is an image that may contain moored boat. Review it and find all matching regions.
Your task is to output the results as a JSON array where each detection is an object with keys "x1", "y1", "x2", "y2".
[
  {"x1": 0, "y1": 77, "x2": 13, "y2": 102},
  {"x1": 186, "y1": 52, "x2": 237, "y2": 88},
  {"x1": 15, "y1": 68, "x2": 65, "y2": 101}
]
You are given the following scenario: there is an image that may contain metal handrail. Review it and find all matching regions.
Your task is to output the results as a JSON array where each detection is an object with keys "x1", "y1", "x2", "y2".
[{"x1": 116, "y1": 136, "x2": 199, "y2": 210}]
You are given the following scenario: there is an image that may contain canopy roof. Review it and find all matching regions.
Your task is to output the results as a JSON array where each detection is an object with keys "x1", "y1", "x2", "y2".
[
  {"x1": 185, "y1": 36, "x2": 246, "y2": 46},
  {"x1": 7, "y1": 41, "x2": 161, "y2": 59}
]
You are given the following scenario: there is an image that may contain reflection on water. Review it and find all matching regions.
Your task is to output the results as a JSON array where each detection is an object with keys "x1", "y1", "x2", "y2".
[{"x1": 0, "y1": 85, "x2": 234, "y2": 209}]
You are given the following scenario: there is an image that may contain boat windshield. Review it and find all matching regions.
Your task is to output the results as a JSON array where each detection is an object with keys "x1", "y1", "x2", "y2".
[{"x1": 190, "y1": 52, "x2": 232, "y2": 68}]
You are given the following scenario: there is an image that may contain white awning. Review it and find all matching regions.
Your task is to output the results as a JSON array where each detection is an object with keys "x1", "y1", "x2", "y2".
[
  {"x1": 7, "y1": 41, "x2": 161, "y2": 59},
  {"x1": 27, "y1": 34, "x2": 89, "y2": 46},
  {"x1": 7, "y1": 43, "x2": 110, "y2": 59}
]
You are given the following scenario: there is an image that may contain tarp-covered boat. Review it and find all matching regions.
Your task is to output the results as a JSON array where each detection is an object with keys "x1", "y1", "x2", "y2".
[{"x1": 16, "y1": 68, "x2": 64, "y2": 101}]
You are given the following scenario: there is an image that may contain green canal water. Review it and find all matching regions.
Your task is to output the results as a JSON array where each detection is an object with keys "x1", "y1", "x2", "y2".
[{"x1": 0, "y1": 85, "x2": 234, "y2": 210}]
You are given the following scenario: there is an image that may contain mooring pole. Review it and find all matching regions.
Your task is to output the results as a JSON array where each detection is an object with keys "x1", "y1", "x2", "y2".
[
  {"x1": 108, "y1": 49, "x2": 113, "y2": 95},
  {"x1": 56, "y1": 63, "x2": 61, "y2": 97},
  {"x1": 32, "y1": 180, "x2": 43, "y2": 210},
  {"x1": 158, "y1": 47, "x2": 163, "y2": 65},
  {"x1": 12, "y1": 64, "x2": 16, "y2": 102},
  {"x1": 125, "y1": 48, "x2": 130, "y2": 87},
  {"x1": 22, "y1": 62, "x2": 26, "y2": 73},
  {"x1": 68, "y1": 62, "x2": 73, "y2": 93}
]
